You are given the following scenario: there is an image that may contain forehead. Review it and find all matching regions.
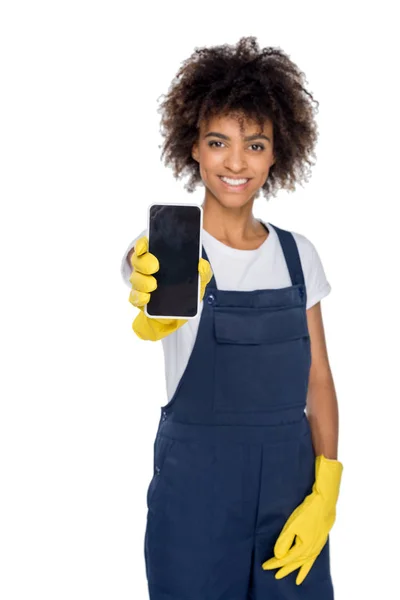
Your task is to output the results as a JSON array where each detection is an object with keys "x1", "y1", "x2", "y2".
[{"x1": 200, "y1": 112, "x2": 273, "y2": 136}]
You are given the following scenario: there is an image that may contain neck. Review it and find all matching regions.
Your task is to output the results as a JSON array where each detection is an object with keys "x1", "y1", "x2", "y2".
[{"x1": 201, "y1": 194, "x2": 268, "y2": 249}]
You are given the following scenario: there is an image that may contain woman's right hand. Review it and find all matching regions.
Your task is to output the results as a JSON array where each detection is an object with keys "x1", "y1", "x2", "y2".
[{"x1": 128, "y1": 236, "x2": 212, "y2": 341}]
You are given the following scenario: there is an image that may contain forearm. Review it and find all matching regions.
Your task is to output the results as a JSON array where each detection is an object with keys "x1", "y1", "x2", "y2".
[{"x1": 306, "y1": 366, "x2": 339, "y2": 460}]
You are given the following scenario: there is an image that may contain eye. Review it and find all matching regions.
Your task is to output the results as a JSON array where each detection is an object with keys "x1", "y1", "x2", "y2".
[{"x1": 208, "y1": 141, "x2": 265, "y2": 151}]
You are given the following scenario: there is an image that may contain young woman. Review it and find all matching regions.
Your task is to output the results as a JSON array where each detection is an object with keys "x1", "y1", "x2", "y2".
[{"x1": 121, "y1": 36, "x2": 343, "y2": 600}]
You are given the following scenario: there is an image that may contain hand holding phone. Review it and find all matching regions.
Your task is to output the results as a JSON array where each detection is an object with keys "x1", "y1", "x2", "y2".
[{"x1": 129, "y1": 211, "x2": 213, "y2": 341}]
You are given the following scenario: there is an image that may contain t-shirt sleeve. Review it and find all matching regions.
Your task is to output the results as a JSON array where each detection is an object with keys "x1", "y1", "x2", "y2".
[
  {"x1": 120, "y1": 228, "x2": 147, "y2": 287},
  {"x1": 304, "y1": 239, "x2": 332, "y2": 309},
  {"x1": 292, "y1": 232, "x2": 332, "y2": 309}
]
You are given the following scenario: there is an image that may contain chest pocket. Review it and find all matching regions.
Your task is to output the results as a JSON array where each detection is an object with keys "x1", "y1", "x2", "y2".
[{"x1": 212, "y1": 305, "x2": 311, "y2": 413}]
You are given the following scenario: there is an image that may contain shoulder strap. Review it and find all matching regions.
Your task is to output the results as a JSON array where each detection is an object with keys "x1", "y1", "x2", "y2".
[{"x1": 268, "y1": 223, "x2": 305, "y2": 287}]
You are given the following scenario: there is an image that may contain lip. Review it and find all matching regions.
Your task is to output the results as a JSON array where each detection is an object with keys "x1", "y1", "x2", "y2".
[{"x1": 218, "y1": 176, "x2": 251, "y2": 192}]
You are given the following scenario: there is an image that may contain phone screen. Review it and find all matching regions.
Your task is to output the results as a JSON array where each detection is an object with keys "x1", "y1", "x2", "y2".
[{"x1": 146, "y1": 204, "x2": 202, "y2": 319}]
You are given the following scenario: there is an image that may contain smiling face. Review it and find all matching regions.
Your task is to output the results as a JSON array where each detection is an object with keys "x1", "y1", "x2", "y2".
[{"x1": 191, "y1": 112, "x2": 275, "y2": 209}]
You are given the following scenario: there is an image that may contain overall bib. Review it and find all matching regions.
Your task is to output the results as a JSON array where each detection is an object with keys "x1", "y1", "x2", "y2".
[{"x1": 144, "y1": 223, "x2": 333, "y2": 600}]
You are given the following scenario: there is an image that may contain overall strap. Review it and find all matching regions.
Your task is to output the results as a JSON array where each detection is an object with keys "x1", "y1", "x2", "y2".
[{"x1": 268, "y1": 223, "x2": 305, "y2": 287}]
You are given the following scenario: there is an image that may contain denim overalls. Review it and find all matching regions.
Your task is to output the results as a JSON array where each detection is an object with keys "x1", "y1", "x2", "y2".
[{"x1": 144, "y1": 223, "x2": 333, "y2": 600}]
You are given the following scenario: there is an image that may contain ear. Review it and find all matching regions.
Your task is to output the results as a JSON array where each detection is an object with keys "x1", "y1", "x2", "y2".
[{"x1": 192, "y1": 142, "x2": 199, "y2": 163}]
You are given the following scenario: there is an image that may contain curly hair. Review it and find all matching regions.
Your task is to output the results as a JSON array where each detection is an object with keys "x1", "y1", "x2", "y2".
[{"x1": 157, "y1": 36, "x2": 319, "y2": 200}]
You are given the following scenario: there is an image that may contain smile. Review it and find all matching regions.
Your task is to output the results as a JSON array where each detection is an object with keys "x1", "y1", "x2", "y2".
[{"x1": 218, "y1": 176, "x2": 251, "y2": 191}]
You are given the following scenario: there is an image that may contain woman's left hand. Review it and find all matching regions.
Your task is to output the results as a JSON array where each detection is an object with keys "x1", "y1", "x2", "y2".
[{"x1": 261, "y1": 455, "x2": 343, "y2": 585}]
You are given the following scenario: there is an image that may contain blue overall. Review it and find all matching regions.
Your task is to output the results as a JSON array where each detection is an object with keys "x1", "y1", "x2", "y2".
[{"x1": 144, "y1": 223, "x2": 333, "y2": 600}]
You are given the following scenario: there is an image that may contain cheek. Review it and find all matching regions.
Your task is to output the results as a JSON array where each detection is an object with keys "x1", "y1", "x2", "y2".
[
  {"x1": 253, "y1": 163, "x2": 272, "y2": 181},
  {"x1": 199, "y1": 157, "x2": 219, "y2": 182},
  {"x1": 200, "y1": 149, "x2": 223, "y2": 170}
]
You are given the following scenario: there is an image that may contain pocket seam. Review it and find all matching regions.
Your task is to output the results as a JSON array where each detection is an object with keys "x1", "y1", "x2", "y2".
[
  {"x1": 297, "y1": 432, "x2": 315, "y2": 497},
  {"x1": 147, "y1": 437, "x2": 175, "y2": 509}
]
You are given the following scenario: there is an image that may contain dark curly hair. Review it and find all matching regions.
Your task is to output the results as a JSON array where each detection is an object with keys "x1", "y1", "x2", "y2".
[{"x1": 157, "y1": 36, "x2": 319, "y2": 200}]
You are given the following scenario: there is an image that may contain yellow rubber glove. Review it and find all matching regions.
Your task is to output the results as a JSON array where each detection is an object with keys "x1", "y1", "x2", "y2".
[
  {"x1": 128, "y1": 236, "x2": 213, "y2": 341},
  {"x1": 262, "y1": 454, "x2": 343, "y2": 585}
]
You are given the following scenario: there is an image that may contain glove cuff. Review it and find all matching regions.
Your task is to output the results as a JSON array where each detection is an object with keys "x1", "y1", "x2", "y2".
[{"x1": 313, "y1": 454, "x2": 343, "y2": 506}]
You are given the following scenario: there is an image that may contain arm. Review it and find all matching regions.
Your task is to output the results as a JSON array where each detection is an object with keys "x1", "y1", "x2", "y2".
[
  {"x1": 262, "y1": 302, "x2": 343, "y2": 583},
  {"x1": 262, "y1": 243, "x2": 343, "y2": 585},
  {"x1": 306, "y1": 301, "x2": 339, "y2": 460}
]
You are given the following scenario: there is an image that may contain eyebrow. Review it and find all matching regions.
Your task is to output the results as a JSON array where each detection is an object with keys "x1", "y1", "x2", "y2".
[{"x1": 204, "y1": 131, "x2": 271, "y2": 142}]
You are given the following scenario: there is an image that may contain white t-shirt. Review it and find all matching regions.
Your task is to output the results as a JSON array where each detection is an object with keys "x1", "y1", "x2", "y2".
[{"x1": 121, "y1": 220, "x2": 331, "y2": 403}]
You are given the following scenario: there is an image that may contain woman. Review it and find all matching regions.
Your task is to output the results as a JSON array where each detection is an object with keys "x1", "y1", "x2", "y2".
[{"x1": 121, "y1": 36, "x2": 343, "y2": 600}]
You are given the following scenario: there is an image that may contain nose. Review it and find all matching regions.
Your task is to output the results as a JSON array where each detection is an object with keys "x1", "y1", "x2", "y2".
[{"x1": 223, "y1": 146, "x2": 248, "y2": 172}]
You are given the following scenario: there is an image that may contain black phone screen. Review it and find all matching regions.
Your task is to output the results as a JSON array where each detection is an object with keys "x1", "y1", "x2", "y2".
[{"x1": 146, "y1": 204, "x2": 202, "y2": 319}]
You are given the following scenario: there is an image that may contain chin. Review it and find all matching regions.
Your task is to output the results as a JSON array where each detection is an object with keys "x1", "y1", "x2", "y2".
[
  {"x1": 220, "y1": 193, "x2": 256, "y2": 209},
  {"x1": 206, "y1": 186, "x2": 253, "y2": 208},
  {"x1": 214, "y1": 195, "x2": 248, "y2": 209}
]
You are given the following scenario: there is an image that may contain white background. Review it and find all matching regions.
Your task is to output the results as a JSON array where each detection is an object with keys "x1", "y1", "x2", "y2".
[{"x1": 1, "y1": 1, "x2": 399, "y2": 598}]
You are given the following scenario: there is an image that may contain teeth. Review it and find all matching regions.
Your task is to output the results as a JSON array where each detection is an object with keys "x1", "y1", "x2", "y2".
[{"x1": 221, "y1": 177, "x2": 248, "y2": 186}]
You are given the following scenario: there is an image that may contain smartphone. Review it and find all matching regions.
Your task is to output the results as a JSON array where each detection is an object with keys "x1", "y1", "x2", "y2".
[{"x1": 144, "y1": 203, "x2": 203, "y2": 320}]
